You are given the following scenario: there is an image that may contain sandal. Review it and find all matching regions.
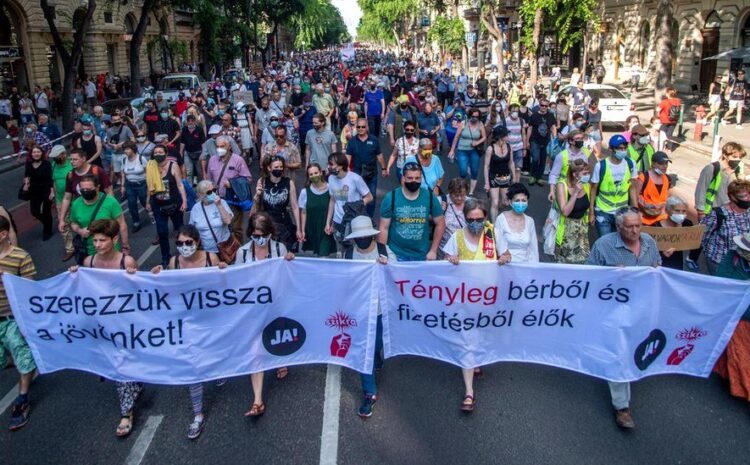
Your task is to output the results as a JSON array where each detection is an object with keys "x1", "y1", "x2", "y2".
[
  {"x1": 187, "y1": 415, "x2": 206, "y2": 440},
  {"x1": 116, "y1": 413, "x2": 133, "y2": 437},
  {"x1": 474, "y1": 368, "x2": 484, "y2": 380},
  {"x1": 244, "y1": 403, "x2": 266, "y2": 417},
  {"x1": 460, "y1": 395, "x2": 476, "y2": 412},
  {"x1": 276, "y1": 367, "x2": 288, "y2": 380}
]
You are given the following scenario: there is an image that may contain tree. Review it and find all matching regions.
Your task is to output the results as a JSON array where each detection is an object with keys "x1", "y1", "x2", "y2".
[
  {"x1": 653, "y1": 0, "x2": 672, "y2": 104},
  {"x1": 358, "y1": 0, "x2": 418, "y2": 54},
  {"x1": 479, "y1": 1, "x2": 506, "y2": 80},
  {"x1": 293, "y1": 0, "x2": 350, "y2": 50},
  {"x1": 427, "y1": 17, "x2": 465, "y2": 63},
  {"x1": 40, "y1": 0, "x2": 96, "y2": 132}
]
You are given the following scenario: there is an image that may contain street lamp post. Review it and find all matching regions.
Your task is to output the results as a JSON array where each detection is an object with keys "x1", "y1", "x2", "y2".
[{"x1": 516, "y1": 20, "x2": 523, "y2": 67}]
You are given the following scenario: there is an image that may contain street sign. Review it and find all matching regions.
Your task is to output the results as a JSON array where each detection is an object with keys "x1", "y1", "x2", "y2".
[
  {"x1": 465, "y1": 32, "x2": 477, "y2": 49},
  {"x1": 0, "y1": 47, "x2": 22, "y2": 59}
]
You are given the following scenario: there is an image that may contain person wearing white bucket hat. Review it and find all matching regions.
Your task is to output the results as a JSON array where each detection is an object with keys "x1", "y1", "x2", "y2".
[
  {"x1": 713, "y1": 231, "x2": 750, "y2": 403},
  {"x1": 343, "y1": 216, "x2": 395, "y2": 418}
]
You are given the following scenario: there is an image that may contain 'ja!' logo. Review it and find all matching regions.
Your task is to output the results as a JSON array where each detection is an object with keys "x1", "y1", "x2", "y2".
[{"x1": 262, "y1": 317, "x2": 306, "y2": 356}]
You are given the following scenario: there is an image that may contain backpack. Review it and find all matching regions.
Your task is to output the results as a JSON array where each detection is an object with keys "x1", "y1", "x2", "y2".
[
  {"x1": 668, "y1": 101, "x2": 681, "y2": 122},
  {"x1": 599, "y1": 157, "x2": 635, "y2": 184}
]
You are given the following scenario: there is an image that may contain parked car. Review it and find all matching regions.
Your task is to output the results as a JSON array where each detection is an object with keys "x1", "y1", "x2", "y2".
[
  {"x1": 101, "y1": 97, "x2": 145, "y2": 124},
  {"x1": 157, "y1": 73, "x2": 206, "y2": 102},
  {"x1": 555, "y1": 84, "x2": 632, "y2": 125}
]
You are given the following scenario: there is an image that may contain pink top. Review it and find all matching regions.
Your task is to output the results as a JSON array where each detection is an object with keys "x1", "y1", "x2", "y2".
[{"x1": 207, "y1": 153, "x2": 252, "y2": 197}]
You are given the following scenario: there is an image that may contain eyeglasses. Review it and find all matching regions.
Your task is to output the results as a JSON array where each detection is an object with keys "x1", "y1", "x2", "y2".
[
  {"x1": 357, "y1": 125, "x2": 367, "y2": 128},
  {"x1": 175, "y1": 240, "x2": 195, "y2": 247},
  {"x1": 540, "y1": 105, "x2": 549, "y2": 108},
  {"x1": 275, "y1": 134, "x2": 286, "y2": 139},
  {"x1": 204, "y1": 188, "x2": 216, "y2": 195}
]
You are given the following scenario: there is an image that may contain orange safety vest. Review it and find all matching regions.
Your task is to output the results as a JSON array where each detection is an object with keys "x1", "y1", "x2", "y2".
[{"x1": 637, "y1": 171, "x2": 669, "y2": 225}]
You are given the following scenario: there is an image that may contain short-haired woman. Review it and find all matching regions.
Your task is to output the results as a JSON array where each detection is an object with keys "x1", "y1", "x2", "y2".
[
  {"x1": 494, "y1": 183, "x2": 539, "y2": 264},
  {"x1": 190, "y1": 180, "x2": 233, "y2": 255}
]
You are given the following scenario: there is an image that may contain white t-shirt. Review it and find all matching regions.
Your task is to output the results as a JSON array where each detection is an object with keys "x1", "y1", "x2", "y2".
[
  {"x1": 235, "y1": 239, "x2": 288, "y2": 264},
  {"x1": 189, "y1": 200, "x2": 233, "y2": 253},
  {"x1": 591, "y1": 158, "x2": 637, "y2": 184},
  {"x1": 327, "y1": 171, "x2": 370, "y2": 224},
  {"x1": 441, "y1": 229, "x2": 478, "y2": 257},
  {"x1": 122, "y1": 154, "x2": 148, "y2": 183},
  {"x1": 494, "y1": 212, "x2": 539, "y2": 264},
  {"x1": 85, "y1": 81, "x2": 97, "y2": 98},
  {"x1": 298, "y1": 184, "x2": 328, "y2": 209},
  {"x1": 35, "y1": 92, "x2": 49, "y2": 110}
]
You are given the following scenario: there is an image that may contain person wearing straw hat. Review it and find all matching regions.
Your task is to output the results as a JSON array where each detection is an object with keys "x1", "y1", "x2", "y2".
[
  {"x1": 343, "y1": 216, "x2": 394, "y2": 418},
  {"x1": 713, "y1": 232, "x2": 750, "y2": 402}
]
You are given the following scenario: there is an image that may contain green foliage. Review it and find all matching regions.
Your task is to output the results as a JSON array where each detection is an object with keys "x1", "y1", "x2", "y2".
[
  {"x1": 357, "y1": 0, "x2": 418, "y2": 44},
  {"x1": 427, "y1": 16, "x2": 465, "y2": 55},
  {"x1": 293, "y1": 0, "x2": 350, "y2": 49},
  {"x1": 518, "y1": 0, "x2": 599, "y2": 53}
]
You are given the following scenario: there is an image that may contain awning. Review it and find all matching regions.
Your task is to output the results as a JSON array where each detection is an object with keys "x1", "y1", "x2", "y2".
[{"x1": 702, "y1": 47, "x2": 750, "y2": 61}]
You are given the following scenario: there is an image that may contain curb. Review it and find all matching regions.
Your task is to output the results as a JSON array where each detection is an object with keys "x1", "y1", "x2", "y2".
[{"x1": 0, "y1": 161, "x2": 23, "y2": 175}]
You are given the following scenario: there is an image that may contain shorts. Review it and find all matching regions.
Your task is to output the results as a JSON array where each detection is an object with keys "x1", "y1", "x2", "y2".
[
  {"x1": 490, "y1": 174, "x2": 511, "y2": 188},
  {"x1": 728, "y1": 100, "x2": 745, "y2": 110},
  {"x1": 112, "y1": 152, "x2": 125, "y2": 173},
  {"x1": 0, "y1": 319, "x2": 37, "y2": 375},
  {"x1": 708, "y1": 94, "x2": 721, "y2": 105},
  {"x1": 512, "y1": 149, "x2": 524, "y2": 169}
]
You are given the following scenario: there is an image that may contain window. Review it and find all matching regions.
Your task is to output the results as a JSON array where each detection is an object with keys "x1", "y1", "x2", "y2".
[{"x1": 104, "y1": 11, "x2": 113, "y2": 23}]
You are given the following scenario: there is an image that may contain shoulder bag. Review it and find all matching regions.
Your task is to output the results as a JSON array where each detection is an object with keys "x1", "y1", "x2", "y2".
[{"x1": 201, "y1": 202, "x2": 240, "y2": 264}]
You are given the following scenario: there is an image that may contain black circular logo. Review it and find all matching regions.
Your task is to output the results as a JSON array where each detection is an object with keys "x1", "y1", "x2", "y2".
[
  {"x1": 633, "y1": 329, "x2": 667, "y2": 371},
  {"x1": 262, "y1": 317, "x2": 306, "y2": 356}
]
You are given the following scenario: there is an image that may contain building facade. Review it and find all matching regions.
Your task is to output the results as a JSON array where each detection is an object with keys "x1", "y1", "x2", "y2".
[
  {"x1": 0, "y1": 0, "x2": 200, "y2": 94},
  {"x1": 593, "y1": 0, "x2": 750, "y2": 91}
]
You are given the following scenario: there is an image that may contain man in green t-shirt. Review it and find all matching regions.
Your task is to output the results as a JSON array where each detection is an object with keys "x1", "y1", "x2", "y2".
[
  {"x1": 48, "y1": 145, "x2": 74, "y2": 260},
  {"x1": 378, "y1": 162, "x2": 445, "y2": 261},
  {"x1": 69, "y1": 174, "x2": 130, "y2": 256}
]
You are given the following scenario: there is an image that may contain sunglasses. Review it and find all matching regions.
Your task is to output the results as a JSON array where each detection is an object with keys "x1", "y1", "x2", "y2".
[
  {"x1": 404, "y1": 130, "x2": 415, "y2": 134},
  {"x1": 540, "y1": 105, "x2": 549, "y2": 108},
  {"x1": 175, "y1": 240, "x2": 195, "y2": 247},
  {"x1": 205, "y1": 188, "x2": 216, "y2": 195},
  {"x1": 275, "y1": 134, "x2": 286, "y2": 139},
  {"x1": 250, "y1": 234, "x2": 268, "y2": 240},
  {"x1": 357, "y1": 125, "x2": 367, "y2": 128}
]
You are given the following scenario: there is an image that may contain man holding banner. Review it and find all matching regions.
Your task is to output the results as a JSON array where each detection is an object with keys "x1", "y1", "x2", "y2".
[
  {"x1": 0, "y1": 216, "x2": 37, "y2": 431},
  {"x1": 586, "y1": 207, "x2": 661, "y2": 429}
]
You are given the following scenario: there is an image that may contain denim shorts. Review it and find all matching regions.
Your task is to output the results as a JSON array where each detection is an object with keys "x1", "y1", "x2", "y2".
[
  {"x1": 512, "y1": 149, "x2": 524, "y2": 168},
  {"x1": 0, "y1": 319, "x2": 37, "y2": 375}
]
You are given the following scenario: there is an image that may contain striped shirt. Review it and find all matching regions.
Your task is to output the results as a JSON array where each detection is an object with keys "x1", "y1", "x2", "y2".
[
  {"x1": 506, "y1": 117, "x2": 526, "y2": 152},
  {"x1": 0, "y1": 247, "x2": 36, "y2": 317}
]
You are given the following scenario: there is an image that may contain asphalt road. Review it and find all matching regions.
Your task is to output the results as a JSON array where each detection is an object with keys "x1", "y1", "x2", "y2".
[{"x1": 1, "y1": 130, "x2": 749, "y2": 465}]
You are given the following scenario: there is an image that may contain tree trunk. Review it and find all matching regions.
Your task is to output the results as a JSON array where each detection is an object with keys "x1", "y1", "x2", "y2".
[
  {"x1": 40, "y1": 0, "x2": 96, "y2": 132},
  {"x1": 530, "y1": 8, "x2": 543, "y2": 85},
  {"x1": 480, "y1": 5, "x2": 505, "y2": 80},
  {"x1": 462, "y1": 45, "x2": 468, "y2": 71},
  {"x1": 581, "y1": 29, "x2": 589, "y2": 83},
  {"x1": 653, "y1": 0, "x2": 672, "y2": 104},
  {"x1": 130, "y1": 0, "x2": 156, "y2": 98}
]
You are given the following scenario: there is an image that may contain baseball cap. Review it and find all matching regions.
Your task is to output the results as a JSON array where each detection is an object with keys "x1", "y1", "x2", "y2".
[
  {"x1": 208, "y1": 124, "x2": 222, "y2": 135},
  {"x1": 48, "y1": 145, "x2": 66, "y2": 159},
  {"x1": 652, "y1": 151, "x2": 672, "y2": 164}
]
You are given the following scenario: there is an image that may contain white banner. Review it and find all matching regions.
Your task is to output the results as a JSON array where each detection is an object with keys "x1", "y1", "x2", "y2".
[
  {"x1": 381, "y1": 262, "x2": 750, "y2": 382},
  {"x1": 3, "y1": 258, "x2": 378, "y2": 384}
]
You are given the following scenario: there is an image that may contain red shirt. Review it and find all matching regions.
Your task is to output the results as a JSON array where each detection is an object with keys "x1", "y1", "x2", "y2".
[
  {"x1": 65, "y1": 164, "x2": 112, "y2": 197},
  {"x1": 658, "y1": 97, "x2": 681, "y2": 124}
]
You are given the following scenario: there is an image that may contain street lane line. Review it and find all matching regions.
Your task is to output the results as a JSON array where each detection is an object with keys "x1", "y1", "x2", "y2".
[
  {"x1": 137, "y1": 245, "x2": 160, "y2": 267},
  {"x1": 124, "y1": 414, "x2": 163, "y2": 465},
  {"x1": 0, "y1": 372, "x2": 38, "y2": 413},
  {"x1": 319, "y1": 364, "x2": 342, "y2": 465}
]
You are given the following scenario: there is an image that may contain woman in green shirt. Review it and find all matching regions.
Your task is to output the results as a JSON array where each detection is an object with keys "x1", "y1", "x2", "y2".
[{"x1": 49, "y1": 145, "x2": 74, "y2": 260}]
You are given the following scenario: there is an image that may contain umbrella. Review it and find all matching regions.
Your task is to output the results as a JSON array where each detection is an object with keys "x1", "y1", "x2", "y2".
[{"x1": 703, "y1": 47, "x2": 750, "y2": 61}]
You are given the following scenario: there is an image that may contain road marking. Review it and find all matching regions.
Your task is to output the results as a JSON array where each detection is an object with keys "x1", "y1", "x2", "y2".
[
  {"x1": 137, "y1": 245, "x2": 160, "y2": 267},
  {"x1": 0, "y1": 372, "x2": 38, "y2": 413},
  {"x1": 124, "y1": 414, "x2": 164, "y2": 465},
  {"x1": 319, "y1": 364, "x2": 342, "y2": 465}
]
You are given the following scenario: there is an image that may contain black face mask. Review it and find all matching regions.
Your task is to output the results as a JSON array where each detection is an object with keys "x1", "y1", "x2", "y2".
[
  {"x1": 80, "y1": 189, "x2": 97, "y2": 201},
  {"x1": 153, "y1": 154, "x2": 167, "y2": 164},
  {"x1": 404, "y1": 181, "x2": 421, "y2": 193},
  {"x1": 728, "y1": 159, "x2": 742, "y2": 170},
  {"x1": 354, "y1": 236, "x2": 373, "y2": 250},
  {"x1": 271, "y1": 169, "x2": 284, "y2": 178},
  {"x1": 735, "y1": 198, "x2": 750, "y2": 209},
  {"x1": 572, "y1": 140, "x2": 584, "y2": 149}
]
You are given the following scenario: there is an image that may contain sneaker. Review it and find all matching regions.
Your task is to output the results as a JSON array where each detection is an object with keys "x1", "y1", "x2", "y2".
[
  {"x1": 536, "y1": 178, "x2": 546, "y2": 186},
  {"x1": 737, "y1": 125, "x2": 743, "y2": 130},
  {"x1": 615, "y1": 408, "x2": 635, "y2": 429},
  {"x1": 358, "y1": 394, "x2": 378, "y2": 418},
  {"x1": 521, "y1": 170, "x2": 530, "y2": 176},
  {"x1": 149, "y1": 214, "x2": 156, "y2": 225},
  {"x1": 186, "y1": 415, "x2": 205, "y2": 440},
  {"x1": 9, "y1": 399, "x2": 30, "y2": 431},
  {"x1": 528, "y1": 177, "x2": 537, "y2": 185},
  {"x1": 132, "y1": 223, "x2": 142, "y2": 233}
]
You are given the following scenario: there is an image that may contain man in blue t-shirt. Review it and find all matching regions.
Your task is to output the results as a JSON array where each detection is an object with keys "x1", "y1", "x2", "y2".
[
  {"x1": 364, "y1": 82, "x2": 385, "y2": 137},
  {"x1": 346, "y1": 118, "x2": 386, "y2": 217},
  {"x1": 378, "y1": 161, "x2": 445, "y2": 261}
]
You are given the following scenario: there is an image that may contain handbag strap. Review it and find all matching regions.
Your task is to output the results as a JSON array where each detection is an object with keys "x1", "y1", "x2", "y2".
[
  {"x1": 216, "y1": 154, "x2": 232, "y2": 188},
  {"x1": 89, "y1": 193, "x2": 106, "y2": 225},
  {"x1": 200, "y1": 203, "x2": 220, "y2": 244}
]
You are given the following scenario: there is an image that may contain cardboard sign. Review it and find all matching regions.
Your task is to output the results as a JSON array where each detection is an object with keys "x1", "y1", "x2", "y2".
[
  {"x1": 233, "y1": 90, "x2": 255, "y2": 105},
  {"x1": 642, "y1": 225, "x2": 705, "y2": 252},
  {"x1": 250, "y1": 62, "x2": 264, "y2": 75}
]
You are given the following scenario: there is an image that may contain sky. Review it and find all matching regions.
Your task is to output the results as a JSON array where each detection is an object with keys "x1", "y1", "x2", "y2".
[{"x1": 331, "y1": 0, "x2": 362, "y2": 39}]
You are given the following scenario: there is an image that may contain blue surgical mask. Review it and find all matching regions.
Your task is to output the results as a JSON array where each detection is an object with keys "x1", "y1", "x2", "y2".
[
  {"x1": 614, "y1": 150, "x2": 628, "y2": 160},
  {"x1": 653, "y1": 168, "x2": 664, "y2": 176},
  {"x1": 579, "y1": 174, "x2": 591, "y2": 184},
  {"x1": 205, "y1": 193, "x2": 217, "y2": 203},
  {"x1": 512, "y1": 201, "x2": 528, "y2": 214}
]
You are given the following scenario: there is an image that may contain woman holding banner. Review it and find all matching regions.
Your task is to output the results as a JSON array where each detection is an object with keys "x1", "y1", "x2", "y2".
[
  {"x1": 701, "y1": 180, "x2": 750, "y2": 275},
  {"x1": 68, "y1": 219, "x2": 139, "y2": 437},
  {"x1": 235, "y1": 212, "x2": 295, "y2": 417},
  {"x1": 151, "y1": 225, "x2": 227, "y2": 439},
  {"x1": 652, "y1": 196, "x2": 701, "y2": 271},
  {"x1": 442, "y1": 198, "x2": 497, "y2": 412}
]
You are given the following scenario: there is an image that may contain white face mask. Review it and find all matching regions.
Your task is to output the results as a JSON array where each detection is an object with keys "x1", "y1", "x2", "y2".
[
  {"x1": 669, "y1": 213, "x2": 686, "y2": 224},
  {"x1": 216, "y1": 147, "x2": 228, "y2": 157},
  {"x1": 251, "y1": 235, "x2": 270, "y2": 247},
  {"x1": 177, "y1": 244, "x2": 197, "y2": 257},
  {"x1": 638, "y1": 136, "x2": 650, "y2": 145}
]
